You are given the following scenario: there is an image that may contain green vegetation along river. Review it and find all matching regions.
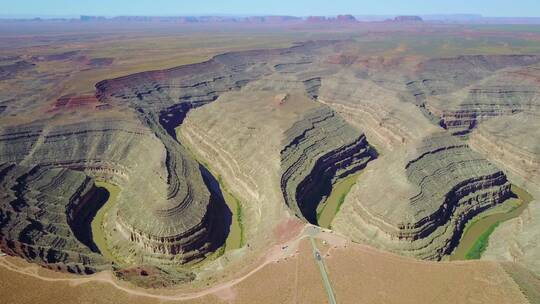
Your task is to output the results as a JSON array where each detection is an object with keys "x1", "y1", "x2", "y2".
[
  {"x1": 91, "y1": 181, "x2": 121, "y2": 263},
  {"x1": 219, "y1": 176, "x2": 245, "y2": 251},
  {"x1": 175, "y1": 127, "x2": 245, "y2": 255},
  {"x1": 316, "y1": 172, "x2": 362, "y2": 229},
  {"x1": 185, "y1": 172, "x2": 244, "y2": 264},
  {"x1": 91, "y1": 175, "x2": 243, "y2": 267},
  {"x1": 450, "y1": 185, "x2": 534, "y2": 260}
]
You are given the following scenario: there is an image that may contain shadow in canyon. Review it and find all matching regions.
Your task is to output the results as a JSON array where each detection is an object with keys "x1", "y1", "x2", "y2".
[
  {"x1": 199, "y1": 164, "x2": 232, "y2": 252},
  {"x1": 69, "y1": 186, "x2": 109, "y2": 254}
]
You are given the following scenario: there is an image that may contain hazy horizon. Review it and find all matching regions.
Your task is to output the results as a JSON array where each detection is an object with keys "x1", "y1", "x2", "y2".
[{"x1": 2, "y1": 0, "x2": 540, "y2": 19}]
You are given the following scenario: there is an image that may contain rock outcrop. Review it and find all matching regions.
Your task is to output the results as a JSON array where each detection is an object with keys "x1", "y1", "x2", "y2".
[
  {"x1": 319, "y1": 72, "x2": 441, "y2": 151},
  {"x1": 0, "y1": 40, "x2": 338, "y2": 270},
  {"x1": 392, "y1": 16, "x2": 423, "y2": 22},
  {"x1": 1, "y1": 37, "x2": 538, "y2": 276},
  {"x1": 0, "y1": 117, "x2": 231, "y2": 266},
  {"x1": 406, "y1": 55, "x2": 540, "y2": 134},
  {"x1": 280, "y1": 106, "x2": 375, "y2": 223},
  {"x1": 469, "y1": 113, "x2": 540, "y2": 276},
  {"x1": 180, "y1": 87, "x2": 322, "y2": 256},
  {"x1": 91, "y1": 41, "x2": 335, "y2": 264},
  {"x1": 469, "y1": 113, "x2": 540, "y2": 187},
  {"x1": 482, "y1": 189, "x2": 540, "y2": 277},
  {"x1": 332, "y1": 133, "x2": 511, "y2": 259},
  {"x1": 0, "y1": 163, "x2": 108, "y2": 274},
  {"x1": 0, "y1": 119, "x2": 157, "y2": 183}
]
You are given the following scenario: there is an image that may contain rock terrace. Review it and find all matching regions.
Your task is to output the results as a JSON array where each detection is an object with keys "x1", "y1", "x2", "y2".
[{"x1": 0, "y1": 39, "x2": 538, "y2": 275}]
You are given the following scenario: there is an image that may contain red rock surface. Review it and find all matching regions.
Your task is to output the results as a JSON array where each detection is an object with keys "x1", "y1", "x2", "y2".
[{"x1": 49, "y1": 95, "x2": 109, "y2": 111}]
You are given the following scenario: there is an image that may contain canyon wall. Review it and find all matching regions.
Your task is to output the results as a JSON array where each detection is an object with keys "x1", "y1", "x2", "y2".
[
  {"x1": 0, "y1": 163, "x2": 109, "y2": 274},
  {"x1": 469, "y1": 113, "x2": 540, "y2": 275},
  {"x1": 1, "y1": 39, "x2": 539, "y2": 273},
  {"x1": 331, "y1": 133, "x2": 511, "y2": 259},
  {"x1": 280, "y1": 106, "x2": 375, "y2": 223}
]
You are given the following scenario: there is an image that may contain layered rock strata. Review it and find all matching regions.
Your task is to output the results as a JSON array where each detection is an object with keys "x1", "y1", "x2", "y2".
[
  {"x1": 81, "y1": 41, "x2": 336, "y2": 263},
  {"x1": 469, "y1": 113, "x2": 540, "y2": 187},
  {"x1": 2, "y1": 38, "x2": 539, "y2": 273},
  {"x1": 319, "y1": 72, "x2": 441, "y2": 151},
  {"x1": 332, "y1": 133, "x2": 511, "y2": 259},
  {"x1": 482, "y1": 186, "x2": 540, "y2": 277},
  {"x1": 0, "y1": 119, "x2": 157, "y2": 183},
  {"x1": 335, "y1": 54, "x2": 540, "y2": 135},
  {"x1": 405, "y1": 55, "x2": 540, "y2": 134},
  {"x1": 0, "y1": 163, "x2": 108, "y2": 274},
  {"x1": 280, "y1": 106, "x2": 375, "y2": 223},
  {"x1": 406, "y1": 55, "x2": 540, "y2": 102},
  {"x1": 109, "y1": 111, "x2": 224, "y2": 264},
  {"x1": 469, "y1": 113, "x2": 540, "y2": 276},
  {"x1": 180, "y1": 88, "x2": 323, "y2": 255},
  {"x1": 0, "y1": 40, "x2": 339, "y2": 270},
  {"x1": 0, "y1": 118, "x2": 226, "y2": 264}
]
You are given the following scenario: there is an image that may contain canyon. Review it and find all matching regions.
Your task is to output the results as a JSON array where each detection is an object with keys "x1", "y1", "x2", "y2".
[{"x1": 0, "y1": 21, "x2": 539, "y2": 303}]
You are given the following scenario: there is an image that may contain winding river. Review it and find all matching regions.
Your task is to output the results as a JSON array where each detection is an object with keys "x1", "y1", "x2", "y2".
[
  {"x1": 91, "y1": 181, "x2": 121, "y2": 263},
  {"x1": 450, "y1": 185, "x2": 533, "y2": 260},
  {"x1": 316, "y1": 172, "x2": 362, "y2": 229}
]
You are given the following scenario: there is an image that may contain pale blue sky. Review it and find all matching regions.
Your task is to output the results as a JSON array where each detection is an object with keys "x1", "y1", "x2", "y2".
[{"x1": 2, "y1": 0, "x2": 540, "y2": 18}]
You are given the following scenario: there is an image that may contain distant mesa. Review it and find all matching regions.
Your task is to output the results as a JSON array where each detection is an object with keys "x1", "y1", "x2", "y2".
[
  {"x1": 337, "y1": 15, "x2": 358, "y2": 22},
  {"x1": 306, "y1": 15, "x2": 358, "y2": 23},
  {"x1": 80, "y1": 15, "x2": 302, "y2": 24},
  {"x1": 80, "y1": 15, "x2": 106, "y2": 22},
  {"x1": 4, "y1": 14, "x2": 540, "y2": 25},
  {"x1": 390, "y1": 15, "x2": 423, "y2": 22},
  {"x1": 79, "y1": 15, "x2": 359, "y2": 24},
  {"x1": 246, "y1": 16, "x2": 303, "y2": 23},
  {"x1": 305, "y1": 16, "x2": 327, "y2": 23}
]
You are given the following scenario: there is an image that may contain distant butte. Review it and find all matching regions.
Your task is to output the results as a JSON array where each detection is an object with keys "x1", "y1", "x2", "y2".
[{"x1": 390, "y1": 15, "x2": 424, "y2": 22}]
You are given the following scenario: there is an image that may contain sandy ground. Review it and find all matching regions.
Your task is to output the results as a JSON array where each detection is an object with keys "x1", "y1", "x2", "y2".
[
  {"x1": 0, "y1": 225, "x2": 528, "y2": 304},
  {"x1": 322, "y1": 241, "x2": 527, "y2": 303}
]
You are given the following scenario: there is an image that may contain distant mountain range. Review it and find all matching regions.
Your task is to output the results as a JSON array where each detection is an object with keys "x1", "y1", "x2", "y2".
[{"x1": 1, "y1": 14, "x2": 540, "y2": 25}]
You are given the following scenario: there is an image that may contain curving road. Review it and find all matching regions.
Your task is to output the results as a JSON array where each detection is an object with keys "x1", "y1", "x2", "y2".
[
  {"x1": 0, "y1": 224, "x2": 340, "y2": 303},
  {"x1": 0, "y1": 225, "x2": 309, "y2": 302}
]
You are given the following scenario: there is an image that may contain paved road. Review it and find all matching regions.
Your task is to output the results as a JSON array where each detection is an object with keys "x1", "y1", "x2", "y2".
[{"x1": 308, "y1": 226, "x2": 337, "y2": 304}]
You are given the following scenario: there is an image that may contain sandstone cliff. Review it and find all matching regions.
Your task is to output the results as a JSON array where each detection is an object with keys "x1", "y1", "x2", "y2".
[
  {"x1": 332, "y1": 133, "x2": 511, "y2": 259},
  {"x1": 0, "y1": 163, "x2": 109, "y2": 274}
]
